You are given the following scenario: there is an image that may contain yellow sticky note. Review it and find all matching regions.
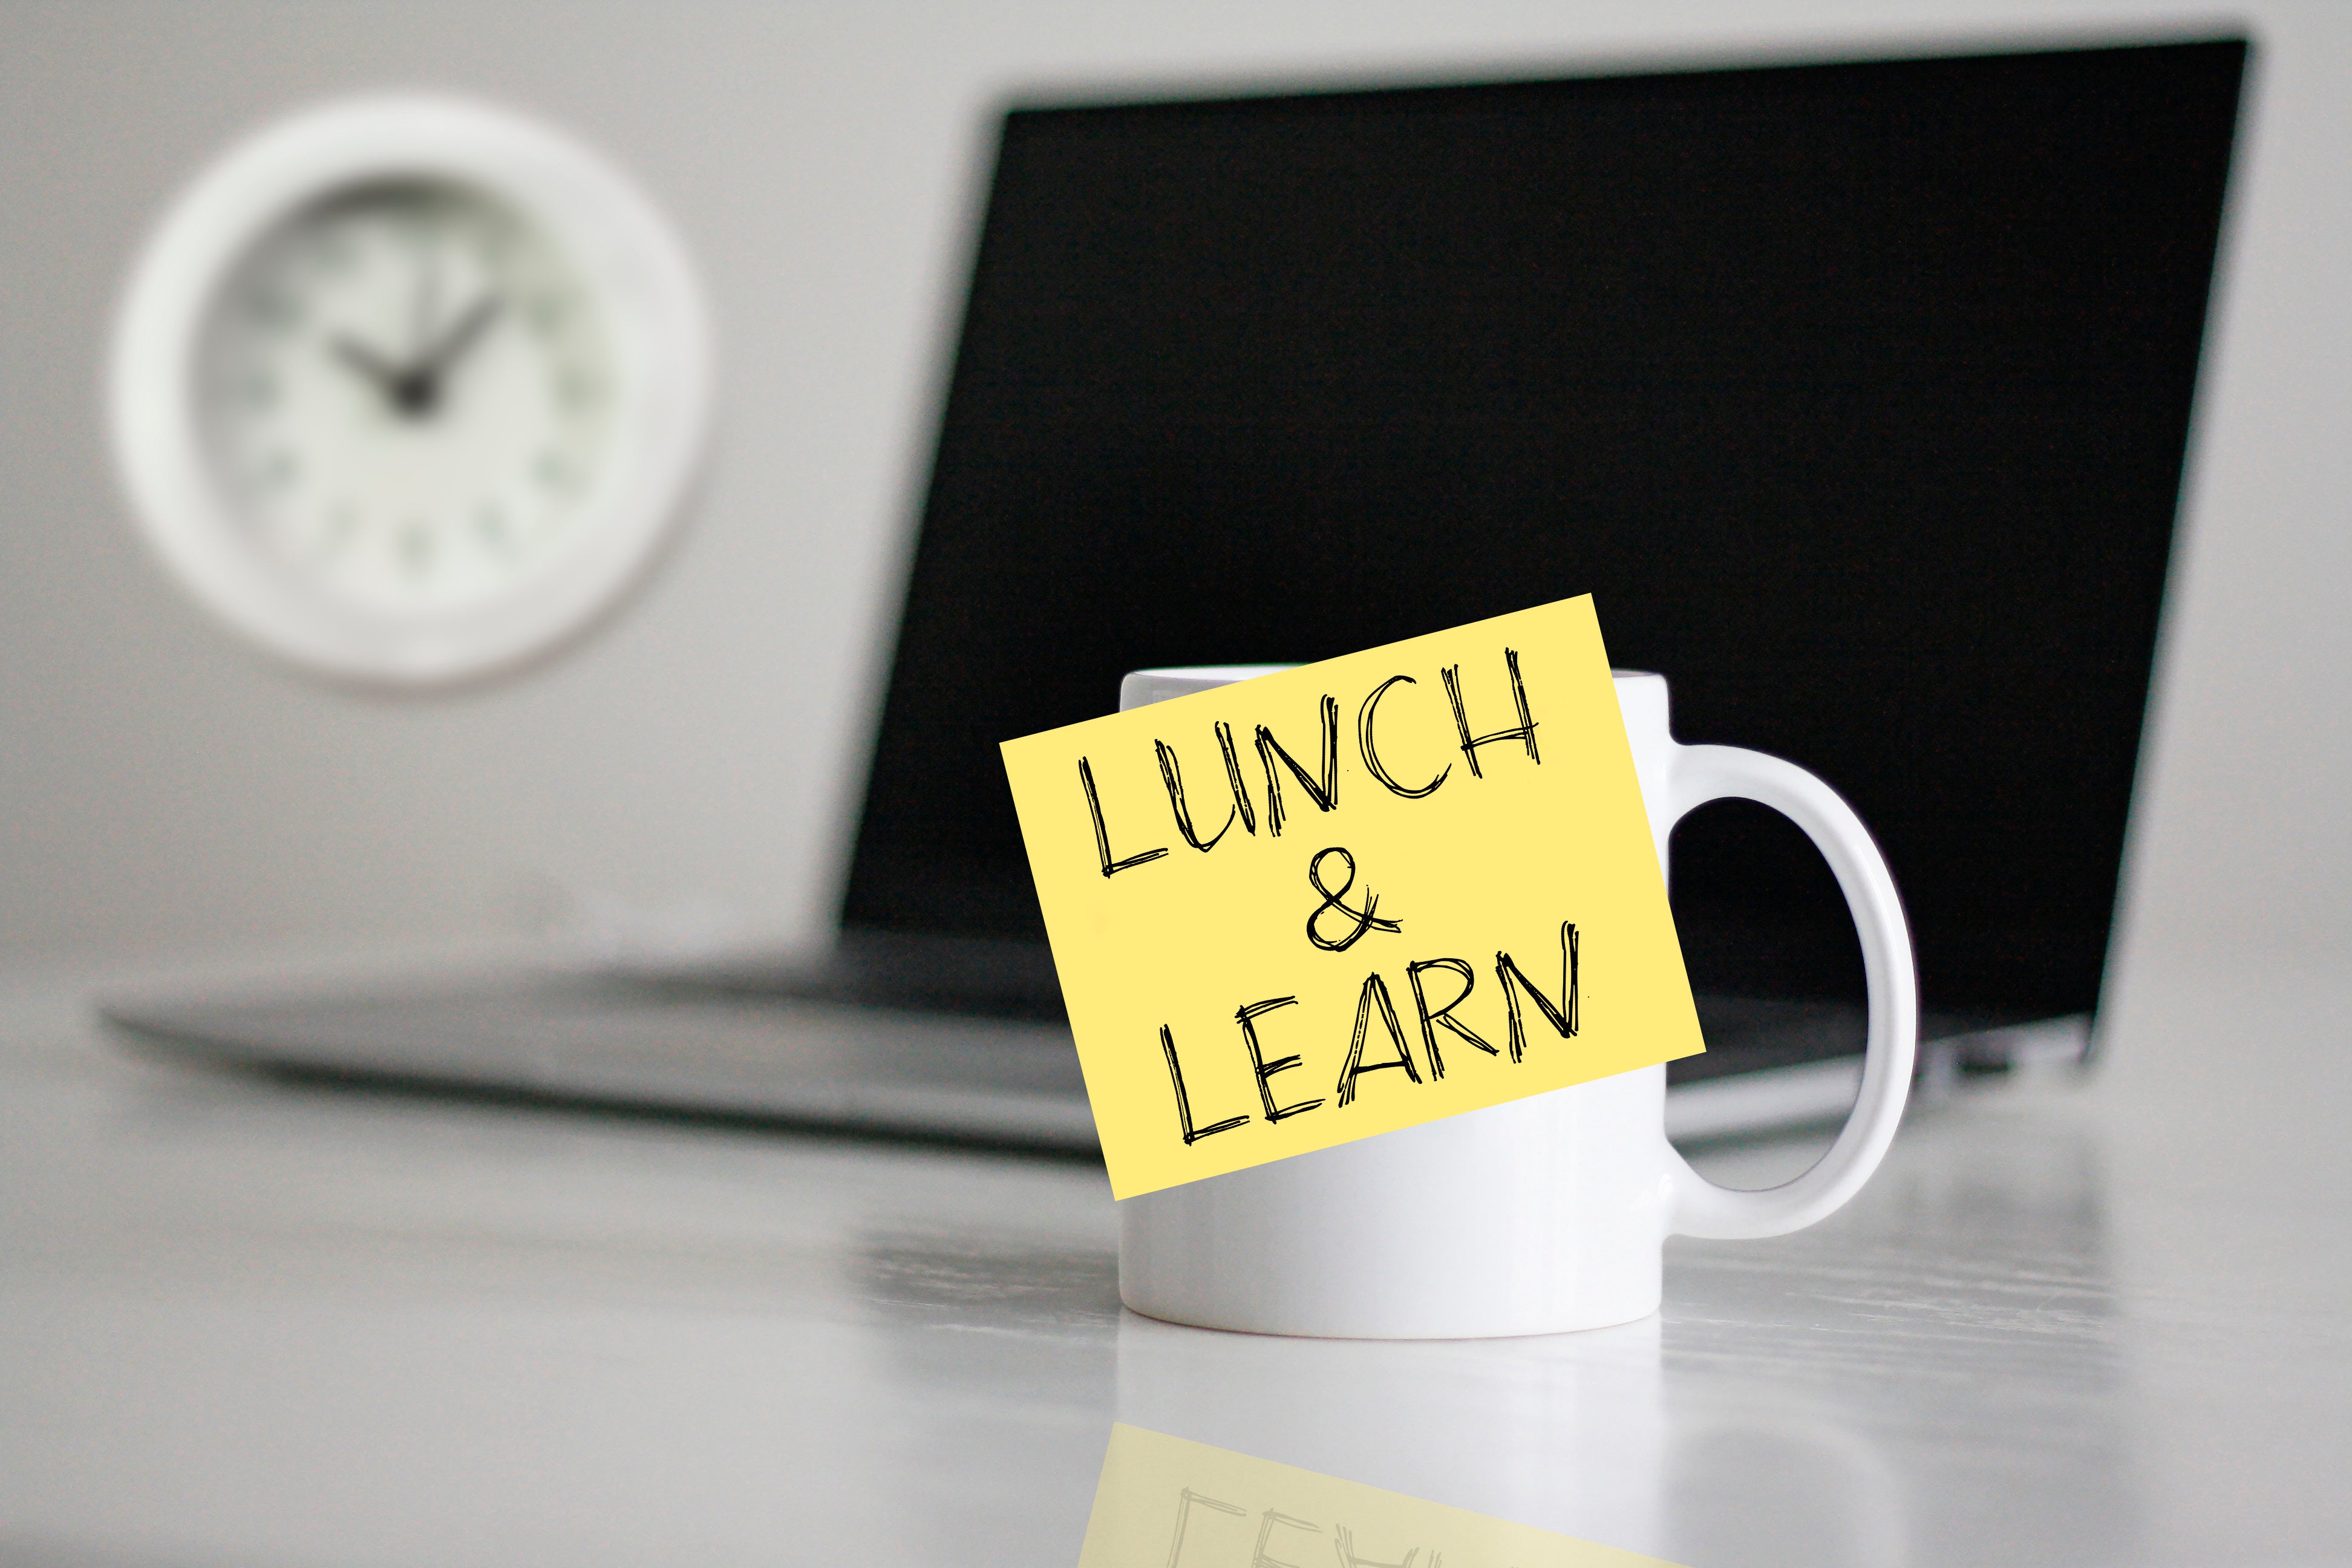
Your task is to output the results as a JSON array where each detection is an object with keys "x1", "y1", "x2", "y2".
[
  {"x1": 1000, "y1": 595, "x2": 1702, "y2": 1198},
  {"x1": 1078, "y1": 1423, "x2": 1686, "y2": 1568}
]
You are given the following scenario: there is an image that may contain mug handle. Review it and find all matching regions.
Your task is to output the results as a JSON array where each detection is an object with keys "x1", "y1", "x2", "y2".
[{"x1": 1660, "y1": 744, "x2": 1918, "y2": 1240}]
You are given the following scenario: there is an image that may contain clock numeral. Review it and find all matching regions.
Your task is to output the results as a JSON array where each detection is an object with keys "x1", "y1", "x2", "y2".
[
  {"x1": 245, "y1": 290, "x2": 301, "y2": 332},
  {"x1": 554, "y1": 367, "x2": 601, "y2": 411},
  {"x1": 535, "y1": 451, "x2": 582, "y2": 494}
]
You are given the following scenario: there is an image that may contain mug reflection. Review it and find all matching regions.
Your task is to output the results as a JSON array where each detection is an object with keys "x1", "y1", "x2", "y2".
[
  {"x1": 1114, "y1": 1310, "x2": 1665, "y2": 1551},
  {"x1": 1078, "y1": 1422, "x2": 1682, "y2": 1567}
]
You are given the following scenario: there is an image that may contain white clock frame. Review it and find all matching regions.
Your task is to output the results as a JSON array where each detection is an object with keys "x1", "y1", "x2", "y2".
[{"x1": 108, "y1": 94, "x2": 713, "y2": 686}]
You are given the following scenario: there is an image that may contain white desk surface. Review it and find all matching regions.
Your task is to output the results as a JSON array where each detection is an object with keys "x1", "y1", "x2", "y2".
[{"x1": 4, "y1": 960, "x2": 2348, "y2": 1567}]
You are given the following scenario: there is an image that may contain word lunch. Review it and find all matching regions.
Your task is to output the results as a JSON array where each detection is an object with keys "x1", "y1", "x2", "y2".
[
  {"x1": 1076, "y1": 645, "x2": 1543, "y2": 880},
  {"x1": 1001, "y1": 596, "x2": 1703, "y2": 1198}
]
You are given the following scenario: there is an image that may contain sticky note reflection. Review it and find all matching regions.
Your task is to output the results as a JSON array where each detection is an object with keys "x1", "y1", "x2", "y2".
[
  {"x1": 1000, "y1": 596, "x2": 1703, "y2": 1198},
  {"x1": 1079, "y1": 1423, "x2": 1685, "y2": 1567}
]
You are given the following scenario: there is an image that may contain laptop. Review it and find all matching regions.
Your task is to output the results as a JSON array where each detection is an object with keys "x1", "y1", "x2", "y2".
[{"x1": 102, "y1": 37, "x2": 2247, "y2": 1148}]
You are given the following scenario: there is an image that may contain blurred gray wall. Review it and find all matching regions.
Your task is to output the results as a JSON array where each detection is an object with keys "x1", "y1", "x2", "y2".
[{"x1": 3, "y1": 1, "x2": 2348, "y2": 981}]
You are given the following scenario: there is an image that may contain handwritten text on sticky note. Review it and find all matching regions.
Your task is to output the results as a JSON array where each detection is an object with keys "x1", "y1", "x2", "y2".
[{"x1": 1001, "y1": 596, "x2": 1702, "y2": 1198}]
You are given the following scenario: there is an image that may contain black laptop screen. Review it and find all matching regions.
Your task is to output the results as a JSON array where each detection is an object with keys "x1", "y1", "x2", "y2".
[{"x1": 842, "y1": 40, "x2": 2245, "y2": 1021}]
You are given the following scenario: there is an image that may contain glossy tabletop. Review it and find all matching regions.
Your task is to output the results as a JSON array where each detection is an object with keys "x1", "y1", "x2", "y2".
[{"x1": 3, "y1": 958, "x2": 2347, "y2": 1567}]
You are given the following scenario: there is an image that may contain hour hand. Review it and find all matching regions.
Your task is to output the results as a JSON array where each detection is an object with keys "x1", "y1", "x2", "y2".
[{"x1": 330, "y1": 334, "x2": 405, "y2": 391}]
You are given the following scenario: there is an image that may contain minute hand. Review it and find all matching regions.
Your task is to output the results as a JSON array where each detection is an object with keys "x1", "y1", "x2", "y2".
[{"x1": 417, "y1": 295, "x2": 503, "y2": 379}]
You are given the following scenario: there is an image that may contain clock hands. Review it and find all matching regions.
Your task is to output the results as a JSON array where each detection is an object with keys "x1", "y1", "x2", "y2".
[
  {"x1": 327, "y1": 292, "x2": 504, "y2": 420},
  {"x1": 409, "y1": 245, "x2": 441, "y2": 368},
  {"x1": 330, "y1": 334, "x2": 407, "y2": 394},
  {"x1": 417, "y1": 295, "x2": 503, "y2": 381}
]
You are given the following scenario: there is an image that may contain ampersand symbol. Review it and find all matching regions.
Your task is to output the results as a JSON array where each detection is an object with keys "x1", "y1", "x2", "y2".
[{"x1": 1304, "y1": 846, "x2": 1403, "y2": 953}]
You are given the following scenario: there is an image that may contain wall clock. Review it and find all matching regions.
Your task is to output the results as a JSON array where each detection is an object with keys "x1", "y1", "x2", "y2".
[{"x1": 109, "y1": 94, "x2": 711, "y2": 685}]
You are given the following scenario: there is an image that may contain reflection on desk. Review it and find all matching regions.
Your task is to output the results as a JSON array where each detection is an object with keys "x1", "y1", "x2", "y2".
[
  {"x1": 1079, "y1": 1422, "x2": 1677, "y2": 1566},
  {"x1": 1, "y1": 962, "x2": 2348, "y2": 1565},
  {"x1": 1113, "y1": 1109, "x2": 2119, "y2": 1564}
]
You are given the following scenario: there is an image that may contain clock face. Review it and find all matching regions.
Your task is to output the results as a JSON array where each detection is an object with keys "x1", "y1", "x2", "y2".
[
  {"x1": 111, "y1": 96, "x2": 710, "y2": 685},
  {"x1": 198, "y1": 181, "x2": 616, "y2": 616}
]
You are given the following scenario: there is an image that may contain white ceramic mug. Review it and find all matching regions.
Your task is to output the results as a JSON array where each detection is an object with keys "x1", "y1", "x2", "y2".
[{"x1": 1114, "y1": 666, "x2": 1916, "y2": 1339}]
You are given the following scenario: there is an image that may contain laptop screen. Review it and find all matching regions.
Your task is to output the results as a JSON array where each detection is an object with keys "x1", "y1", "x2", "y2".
[{"x1": 842, "y1": 40, "x2": 2245, "y2": 1025}]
